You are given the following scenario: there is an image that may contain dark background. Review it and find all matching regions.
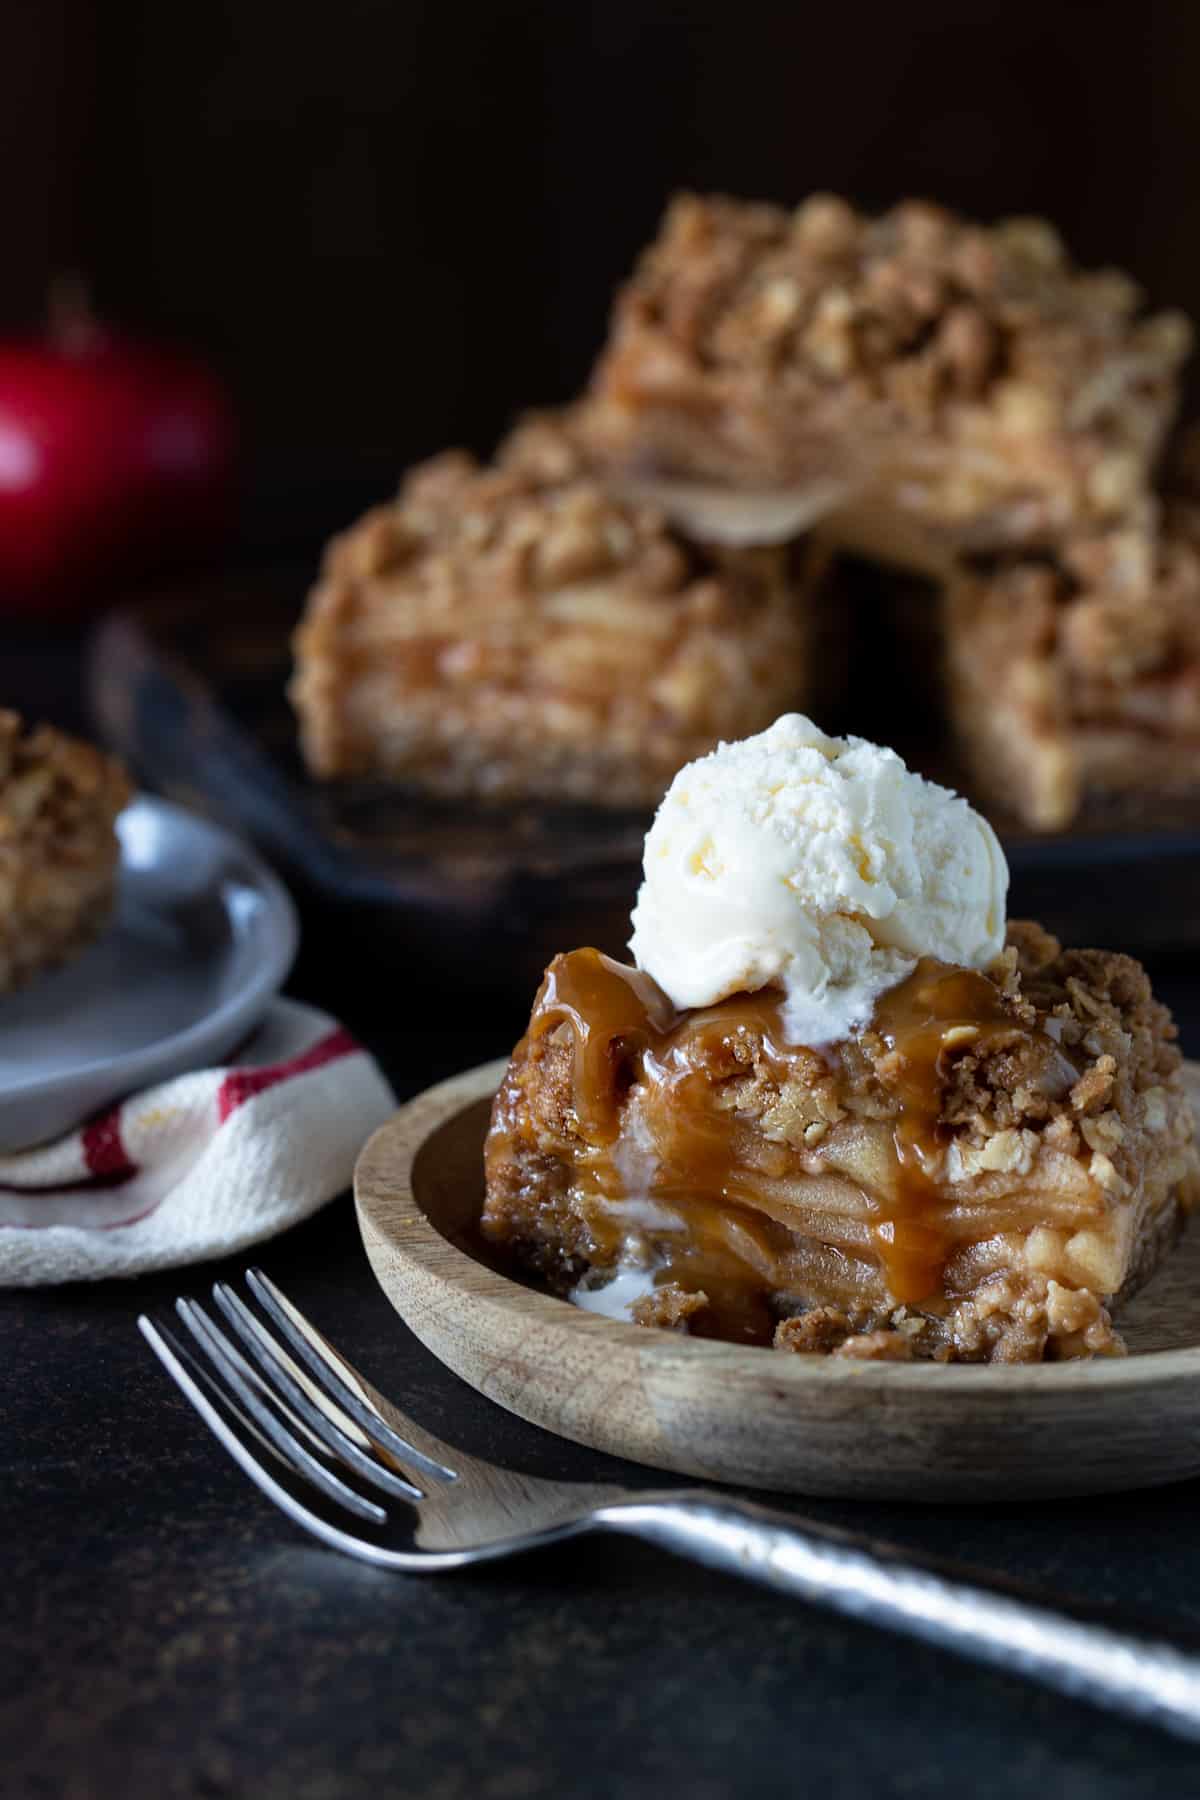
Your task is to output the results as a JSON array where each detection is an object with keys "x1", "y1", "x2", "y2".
[
  {"x1": 6, "y1": 0, "x2": 1200, "y2": 553},
  {"x1": 11, "y1": 16, "x2": 1200, "y2": 1797}
]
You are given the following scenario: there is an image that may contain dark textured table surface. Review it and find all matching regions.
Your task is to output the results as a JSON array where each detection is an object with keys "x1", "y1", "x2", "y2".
[{"x1": 8, "y1": 633, "x2": 1200, "y2": 1799}]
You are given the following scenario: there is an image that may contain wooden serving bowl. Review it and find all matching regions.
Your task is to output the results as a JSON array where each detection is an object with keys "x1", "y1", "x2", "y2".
[{"x1": 354, "y1": 1063, "x2": 1200, "y2": 1503}]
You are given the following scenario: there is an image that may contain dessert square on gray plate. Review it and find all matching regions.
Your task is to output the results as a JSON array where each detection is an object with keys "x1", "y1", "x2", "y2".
[{"x1": 0, "y1": 796, "x2": 299, "y2": 1153}]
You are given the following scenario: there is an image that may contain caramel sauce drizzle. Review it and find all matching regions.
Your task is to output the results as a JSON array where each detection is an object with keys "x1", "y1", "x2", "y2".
[
  {"x1": 525, "y1": 947, "x2": 1051, "y2": 1334},
  {"x1": 531, "y1": 951, "x2": 680, "y2": 1145},
  {"x1": 870, "y1": 965, "x2": 1021, "y2": 1304}
]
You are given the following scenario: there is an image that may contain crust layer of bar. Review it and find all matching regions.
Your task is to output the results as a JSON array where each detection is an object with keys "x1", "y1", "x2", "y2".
[{"x1": 0, "y1": 712, "x2": 131, "y2": 993}]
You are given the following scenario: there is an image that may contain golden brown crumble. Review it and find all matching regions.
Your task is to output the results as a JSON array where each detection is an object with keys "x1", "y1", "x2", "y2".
[
  {"x1": 774, "y1": 1307, "x2": 873, "y2": 1354},
  {"x1": 488, "y1": 924, "x2": 1185, "y2": 1200},
  {"x1": 630, "y1": 1283, "x2": 710, "y2": 1330},
  {"x1": 0, "y1": 711, "x2": 131, "y2": 993}
]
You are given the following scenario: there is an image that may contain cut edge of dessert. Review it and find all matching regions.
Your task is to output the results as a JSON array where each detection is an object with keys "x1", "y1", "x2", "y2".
[
  {"x1": 942, "y1": 491, "x2": 1200, "y2": 832},
  {"x1": 480, "y1": 714, "x2": 1200, "y2": 1363},
  {"x1": 0, "y1": 710, "x2": 131, "y2": 995},
  {"x1": 290, "y1": 412, "x2": 829, "y2": 810}
]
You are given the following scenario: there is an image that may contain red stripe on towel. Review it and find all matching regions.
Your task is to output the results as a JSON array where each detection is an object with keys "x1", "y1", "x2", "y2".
[
  {"x1": 82, "y1": 1108, "x2": 138, "y2": 1181},
  {"x1": 216, "y1": 1028, "x2": 358, "y2": 1124}
]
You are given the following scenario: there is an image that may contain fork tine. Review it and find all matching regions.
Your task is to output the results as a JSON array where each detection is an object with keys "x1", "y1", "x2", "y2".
[
  {"x1": 213, "y1": 1283, "x2": 375, "y2": 1450},
  {"x1": 173, "y1": 1295, "x2": 333, "y2": 1458},
  {"x1": 152, "y1": 1312, "x2": 299, "y2": 1470},
  {"x1": 175, "y1": 1299, "x2": 388, "y2": 1526},
  {"x1": 139, "y1": 1316, "x2": 424, "y2": 1568},
  {"x1": 245, "y1": 1268, "x2": 459, "y2": 1482},
  {"x1": 211, "y1": 1282, "x2": 423, "y2": 1502}
]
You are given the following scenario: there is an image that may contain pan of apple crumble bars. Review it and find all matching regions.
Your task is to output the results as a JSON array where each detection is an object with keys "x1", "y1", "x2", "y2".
[{"x1": 87, "y1": 189, "x2": 1200, "y2": 993}]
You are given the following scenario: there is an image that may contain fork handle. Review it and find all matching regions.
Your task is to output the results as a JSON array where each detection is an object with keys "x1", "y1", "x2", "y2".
[{"x1": 597, "y1": 1494, "x2": 1200, "y2": 1742}]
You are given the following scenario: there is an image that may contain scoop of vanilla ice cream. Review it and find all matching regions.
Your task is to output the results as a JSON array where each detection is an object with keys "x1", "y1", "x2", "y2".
[{"x1": 628, "y1": 714, "x2": 1008, "y2": 1045}]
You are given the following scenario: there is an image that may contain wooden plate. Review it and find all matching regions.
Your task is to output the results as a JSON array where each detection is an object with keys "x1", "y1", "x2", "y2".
[{"x1": 355, "y1": 1062, "x2": 1200, "y2": 1503}]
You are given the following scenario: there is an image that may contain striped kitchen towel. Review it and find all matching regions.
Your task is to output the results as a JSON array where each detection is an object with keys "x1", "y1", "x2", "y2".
[{"x1": 0, "y1": 999, "x2": 395, "y2": 1285}]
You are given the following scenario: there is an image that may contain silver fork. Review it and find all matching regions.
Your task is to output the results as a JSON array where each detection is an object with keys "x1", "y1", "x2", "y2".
[{"x1": 141, "y1": 1269, "x2": 1200, "y2": 1744}]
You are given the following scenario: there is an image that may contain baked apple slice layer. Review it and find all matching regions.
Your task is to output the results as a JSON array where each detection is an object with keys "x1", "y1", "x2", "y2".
[{"x1": 482, "y1": 938, "x2": 1199, "y2": 1362}]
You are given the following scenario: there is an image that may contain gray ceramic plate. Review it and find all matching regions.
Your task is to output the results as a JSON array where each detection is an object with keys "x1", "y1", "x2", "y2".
[{"x1": 0, "y1": 796, "x2": 299, "y2": 1153}]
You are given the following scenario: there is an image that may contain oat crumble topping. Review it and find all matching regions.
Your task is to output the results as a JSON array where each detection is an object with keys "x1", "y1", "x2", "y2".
[{"x1": 583, "y1": 192, "x2": 1188, "y2": 553}]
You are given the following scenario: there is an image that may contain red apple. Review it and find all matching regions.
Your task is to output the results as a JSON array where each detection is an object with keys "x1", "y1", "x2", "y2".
[{"x1": 0, "y1": 284, "x2": 237, "y2": 612}]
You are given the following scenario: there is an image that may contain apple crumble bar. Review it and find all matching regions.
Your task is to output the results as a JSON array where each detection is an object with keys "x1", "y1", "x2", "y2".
[
  {"x1": 291, "y1": 417, "x2": 827, "y2": 808},
  {"x1": 482, "y1": 924, "x2": 1199, "y2": 1362},
  {"x1": 0, "y1": 711, "x2": 131, "y2": 993},
  {"x1": 944, "y1": 502, "x2": 1200, "y2": 830},
  {"x1": 582, "y1": 193, "x2": 1189, "y2": 570}
]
